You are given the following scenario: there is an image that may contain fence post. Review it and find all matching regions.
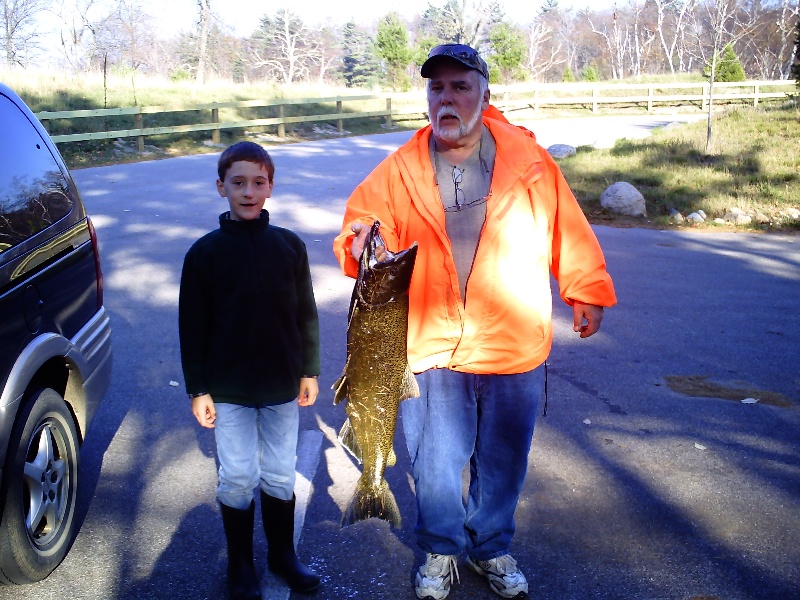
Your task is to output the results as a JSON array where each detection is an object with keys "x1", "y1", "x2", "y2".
[
  {"x1": 212, "y1": 107, "x2": 220, "y2": 144},
  {"x1": 337, "y1": 100, "x2": 343, "y2": 132},
  {"x1": 592, "y1": 88, "x2": 598, "y2": 114},
  {"x1": 533, "y1": 87, "x2": 539, "y2": 111},
  {"x1": 753, "y1": 83, "x2": 759, "y2": 108},
  {"x1": 647, "y1": 85, "x2": 653, "y2": 112},
  {"x1": 385, "y1": 97, "x2": 393, "y2": 128},
  {"x1": 701, "y1": 83, "x2": 708, "y2": 111},
  {"x1": 134, "y1": 111, "x2": 144, "y2": 152},
  {"x1": 278, "y1": 104, "x2": 285, "y2": 138}
]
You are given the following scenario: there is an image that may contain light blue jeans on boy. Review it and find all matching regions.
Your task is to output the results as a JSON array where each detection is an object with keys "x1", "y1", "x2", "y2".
[
  {"x1": 401, "y1": 366, "x2": 543, "y2": 560},
  {"x1": 213, "y1": 400, "x2": 299, "y2": 509}
]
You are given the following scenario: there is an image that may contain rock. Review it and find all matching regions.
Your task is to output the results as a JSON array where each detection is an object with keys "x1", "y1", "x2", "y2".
[
  {"x1": 669, "y1": 208, "x2": 685, "y2": 223},
  {"x1": 723, "y1": 209, "x2": 752, "y2": 225},
  {"x1": 755, "y1": 212, "x2": 770, "y2": 224},
  {"x1": 697, "y1": 210, "x2": 707, "y2": 219},
  {"x1": 547, "y1": 144, "x2": 576, "y2": 159},
  {"x1": 600, "y1": 182, "x2": 647, "y2": 217},
  {"x1": 686, "y1": 212, "x2": 705, "y2": 223},
  {"x1": 713, "y1": 218, "x2": 727, "y2": 225}
]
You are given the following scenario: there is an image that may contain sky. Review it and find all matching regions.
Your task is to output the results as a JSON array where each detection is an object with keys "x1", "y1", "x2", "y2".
[{"x1": 154, "y1": 0, "x2": 616, "y2": 37}]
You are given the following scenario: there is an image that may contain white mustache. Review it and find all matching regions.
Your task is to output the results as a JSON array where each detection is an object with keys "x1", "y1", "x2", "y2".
[{"x1": 436, "y1": 106, "x2": 462, "y2": 124}]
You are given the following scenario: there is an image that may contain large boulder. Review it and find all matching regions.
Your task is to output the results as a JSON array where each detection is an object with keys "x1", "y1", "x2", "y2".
[
  {"x1": 600, "y1": 182, "x2": 647, "y2": 217},
  {"x1": 547, "y1": 144, "x2": 576, "y2": 159}
]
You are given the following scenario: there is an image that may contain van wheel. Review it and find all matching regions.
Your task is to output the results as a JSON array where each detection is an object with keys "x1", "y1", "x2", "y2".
[{"x1": 0, "y1": 388, "x2": 79, "y2": 584}]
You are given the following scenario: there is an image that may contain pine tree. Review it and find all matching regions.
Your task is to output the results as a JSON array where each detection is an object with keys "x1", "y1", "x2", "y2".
[
  {"x1": 488, "y1": 21, "x2": 527, "y2": 84},
  {"x1": 580, "y1": 63, "x2": 600, "y2": 82},
  {"x1": 703, "y1": 43, "x2": 746, "y2": 82},
  {"x1": 376, "y1": 12, "x2": 412, "y2": 90},
  {"x1": 562, "y1": 65, "x2": 575, "y2": 82},
  {"x1": 341, "y1": 21, "x2": 379, "y2": 88}
]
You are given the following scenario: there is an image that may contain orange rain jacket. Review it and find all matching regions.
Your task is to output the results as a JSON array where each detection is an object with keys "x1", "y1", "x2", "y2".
[
  {"x1": 333, "y1": 117, "x2": 617, "y2": 375},
  {"x1": 482, "y1": 104, "x2": 511, "y2": 123}
]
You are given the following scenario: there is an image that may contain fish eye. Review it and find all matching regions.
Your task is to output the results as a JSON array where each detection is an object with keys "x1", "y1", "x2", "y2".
[{"x1": 389, "y1": 267, "x2": 398, "y2": 276}]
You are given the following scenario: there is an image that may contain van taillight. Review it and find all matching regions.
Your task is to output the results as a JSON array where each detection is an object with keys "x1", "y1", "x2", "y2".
[{"x1": 86, "y1": 217, "x2": 104, "y2": 309}]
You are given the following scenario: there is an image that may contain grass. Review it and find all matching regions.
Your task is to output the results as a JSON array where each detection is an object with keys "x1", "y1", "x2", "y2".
[
  {"x1": 559, "y1": 103, "x2": 800, "y2": 231},
  {"x1": 5, "y1": 68, "x2": 798, "y2": 231}
]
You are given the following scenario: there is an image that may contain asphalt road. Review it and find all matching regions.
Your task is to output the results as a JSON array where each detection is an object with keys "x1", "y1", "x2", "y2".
[{"x1": 2, "y1": 114, "x2": 798, "y2": 600}]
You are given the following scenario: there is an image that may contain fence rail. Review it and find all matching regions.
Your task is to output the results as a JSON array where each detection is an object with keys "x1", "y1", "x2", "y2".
[{"x1": 35, "y1": 80, "x2": 795, "y2": 150}]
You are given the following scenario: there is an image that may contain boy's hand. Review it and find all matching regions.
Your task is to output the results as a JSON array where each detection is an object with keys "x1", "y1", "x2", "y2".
[
  {"x1": 191, "y1": 394, "x2": 216, "y2": 428},
  {"x1": 298, "y1": 377, "x2": 319, "y2": 407}
]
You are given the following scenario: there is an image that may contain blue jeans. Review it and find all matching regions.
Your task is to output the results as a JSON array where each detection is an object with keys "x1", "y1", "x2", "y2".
[
  {"x1": 401, "y1": 366, "x2": 543, "y2": 560},
  {"x1": 213, "y1": 400, "x2": 299, "y2": 509}
]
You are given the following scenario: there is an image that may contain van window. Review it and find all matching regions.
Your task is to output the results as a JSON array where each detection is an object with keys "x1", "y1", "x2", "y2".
[{"x1": 0, "y1": 95, "x2": 73, "y2": 255}]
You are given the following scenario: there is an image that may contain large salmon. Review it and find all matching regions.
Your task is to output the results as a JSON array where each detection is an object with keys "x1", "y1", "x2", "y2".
[{"x1": 333, "y1": 221, "x2": 419, "y2": 528}]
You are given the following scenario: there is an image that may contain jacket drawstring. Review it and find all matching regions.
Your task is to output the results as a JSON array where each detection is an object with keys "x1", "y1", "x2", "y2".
[{"x1": 542, "y1": 361, "x2": 548, "y2": 417}]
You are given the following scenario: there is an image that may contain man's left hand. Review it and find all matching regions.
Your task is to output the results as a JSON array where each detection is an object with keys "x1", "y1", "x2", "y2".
[{"x1": 573, "y1": 302, "x2": 604, "y2": 338}]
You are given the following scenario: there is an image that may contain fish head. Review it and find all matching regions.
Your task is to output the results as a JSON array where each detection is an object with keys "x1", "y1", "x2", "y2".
[{"x1": 357, "y1": 221, "x2": 418, "y2": 305}]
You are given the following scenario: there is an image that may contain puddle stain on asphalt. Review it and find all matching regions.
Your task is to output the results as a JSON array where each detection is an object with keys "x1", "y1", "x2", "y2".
[{"x1": 664, "y1": 375, "x2": 794, "y2": 407}]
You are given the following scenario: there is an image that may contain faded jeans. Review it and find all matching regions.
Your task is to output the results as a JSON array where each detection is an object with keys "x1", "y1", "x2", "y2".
[
  {"x1": 213, "y1": 400, "x2": 298, "y2": 509},
  {"x1": 401, "y1": 366, "x2": 543, "y2": 560}
]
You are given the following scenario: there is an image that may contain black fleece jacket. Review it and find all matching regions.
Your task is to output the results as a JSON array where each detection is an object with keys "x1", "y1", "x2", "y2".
[{"x1": 179, "y1": 210, "x2": 320, "y2": 406}]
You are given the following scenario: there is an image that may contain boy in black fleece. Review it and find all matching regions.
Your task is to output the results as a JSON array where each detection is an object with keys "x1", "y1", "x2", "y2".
[{"x1": 179, "y1": 141, "x2": 320, "y2": 599}]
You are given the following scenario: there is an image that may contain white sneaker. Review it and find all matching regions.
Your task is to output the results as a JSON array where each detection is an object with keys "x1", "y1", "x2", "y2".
[
  {"x1": 466, "y1": 554, "x2": 528, "y2": 598},
  {"x1": 415, "y1": 553, "x2": 459, "y2": 600}
]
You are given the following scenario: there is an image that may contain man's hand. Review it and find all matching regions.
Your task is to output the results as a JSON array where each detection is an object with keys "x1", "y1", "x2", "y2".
[
  {"x1": 298, "y1": 377, "x2": 319, "y2": 407},
  {"x1": 350, "y1": 222, "x2": 387, "y2": 262},
  {"x1": 191, "y1": 394, "x2": 216, "y2": 428},
  {"x1": 573, "y1": 302, "x2": 604, "y2": 338}
]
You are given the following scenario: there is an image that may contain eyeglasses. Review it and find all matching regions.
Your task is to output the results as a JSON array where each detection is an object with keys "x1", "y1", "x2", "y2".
[
  {"x1": 446, "y1": 165, "x2": 490, "y2": 212},
  {"x1": 424, "y1": 44, "x2": 489, "y2": 79}
]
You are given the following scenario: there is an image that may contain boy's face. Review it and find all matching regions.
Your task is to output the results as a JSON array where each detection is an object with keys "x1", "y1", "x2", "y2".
[{"x1": 216, "y1": 160, "x2": 273, "y2": 221}]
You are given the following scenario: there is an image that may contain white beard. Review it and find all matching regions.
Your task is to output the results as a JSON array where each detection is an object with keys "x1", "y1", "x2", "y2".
[{"x1": 433, "y1": 99, "x2": 484, "y2": 142}]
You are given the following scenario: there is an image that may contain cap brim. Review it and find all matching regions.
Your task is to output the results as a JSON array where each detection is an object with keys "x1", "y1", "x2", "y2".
[{"x1": 421, "y1": 55, "x2": 485, "y2": 79}]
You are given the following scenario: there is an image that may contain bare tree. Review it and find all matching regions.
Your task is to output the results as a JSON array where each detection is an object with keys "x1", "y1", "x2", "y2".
[
  {"x1": 590, "y1": 4, "x2": 630, "y2": 79},
  {"x1": 743, "y1": 0, "x2": 799, "y2": 79},
  {"x1": 420, "y1": 0, "x2": 493, "y2": 47},
  {"x1": 54, "y1": 0, "x2": 116, "y2": 73},
  {"x1": 2, "y1": 0, "x2": 47, "y2": 66},
  {"x1": 195, "y1": 0, "x2": 212, "y2": 85},
  {"x1": 652, "y1": 0, "x2": 698, "y2": 74},
  {"x1": 250, "y1": 9, "x2": 314, "y2": 83},
  {"x1": 526, "y1": 20, "x2": 564, "y2": 79},
  {"x1": 308, "y1": 25, "x2": 342, "y2": 84},
  {"x1": 702, "y1": 0, "x2": 756, "y2": 151}
]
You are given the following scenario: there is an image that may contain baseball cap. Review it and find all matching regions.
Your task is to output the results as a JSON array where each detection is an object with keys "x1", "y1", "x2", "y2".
[{"x1": 421, "y1": 43, "x2": 489, "y2": 80}]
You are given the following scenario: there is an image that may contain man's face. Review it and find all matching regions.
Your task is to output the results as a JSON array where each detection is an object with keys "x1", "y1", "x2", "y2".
[
  {"x1": 216, "y1": 160, "x2": 273, "y2": 221},
  {"x1": 426, "y1": 62, "x2": 490, "y2": 145}
]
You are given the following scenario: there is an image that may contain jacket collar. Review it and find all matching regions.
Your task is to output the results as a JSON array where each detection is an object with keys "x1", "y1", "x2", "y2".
[
  {"x1": 394, "y1": 118, "x2": 546, "y2": 233},
  {"x1": 219, "y1": 209, "x2": 270, "y2": 232}
]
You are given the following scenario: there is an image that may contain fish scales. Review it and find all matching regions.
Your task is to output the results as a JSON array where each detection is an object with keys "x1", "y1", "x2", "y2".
[{"x1": 333, "y1": 221, "x2": 419, "y2": 528}]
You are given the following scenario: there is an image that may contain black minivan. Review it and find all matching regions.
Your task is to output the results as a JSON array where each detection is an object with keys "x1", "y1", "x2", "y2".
[{"x1": 0, "y1": 83, "x2": 112, "y2": 584}]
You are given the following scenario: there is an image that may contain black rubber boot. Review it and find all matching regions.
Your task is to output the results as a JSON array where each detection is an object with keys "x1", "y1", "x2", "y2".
[
  {"x1": 219, "y1": 501, "x2": 262, "y2": 600},
  {"x1": 261, "y1": 491, "x2": 321, "y2": 593}
]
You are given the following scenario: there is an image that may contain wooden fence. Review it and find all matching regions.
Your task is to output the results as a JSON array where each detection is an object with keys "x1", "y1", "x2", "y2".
[{"x1": 35, "y1": 80, "x2": 795, "y2": 151}]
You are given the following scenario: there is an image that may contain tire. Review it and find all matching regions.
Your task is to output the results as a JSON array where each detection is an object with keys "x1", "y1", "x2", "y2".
[{"x1": 0, "y1": 388, "x2": 80, "y2": 584}]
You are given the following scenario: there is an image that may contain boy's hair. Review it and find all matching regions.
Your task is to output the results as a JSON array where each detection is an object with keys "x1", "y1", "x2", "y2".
[{"x1": 217, "y1": 141, "x2": 275, "y2": 182}]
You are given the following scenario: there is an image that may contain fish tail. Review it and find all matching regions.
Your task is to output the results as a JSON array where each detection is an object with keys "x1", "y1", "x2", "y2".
[{"x1": 341, "y1": 480, "x2": 402, "y2": 529}]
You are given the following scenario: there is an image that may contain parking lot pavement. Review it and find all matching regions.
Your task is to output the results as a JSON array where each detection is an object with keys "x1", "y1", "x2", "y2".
[{"x1": 1, "y1": 115, "x2": 797, "y2": 599}]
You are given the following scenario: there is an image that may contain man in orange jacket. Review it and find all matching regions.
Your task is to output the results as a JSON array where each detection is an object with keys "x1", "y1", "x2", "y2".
[{"x1": 333, "y1": 43, "x2": 616, "y2": 600}]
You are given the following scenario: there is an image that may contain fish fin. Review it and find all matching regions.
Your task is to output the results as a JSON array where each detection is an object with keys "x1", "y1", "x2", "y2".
[
  {"x1": 337, "y1": 418, "x2": 363, "y2": 464},
  {"x1": 332, "y1": 372, "x2": 348, "y2": 405},
  {"x1": 399, "y1": 365, "x2": 420, "y2": 401},
  {"x1": 341, "y1": 479, "x2": 402, "y2": 529}
]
